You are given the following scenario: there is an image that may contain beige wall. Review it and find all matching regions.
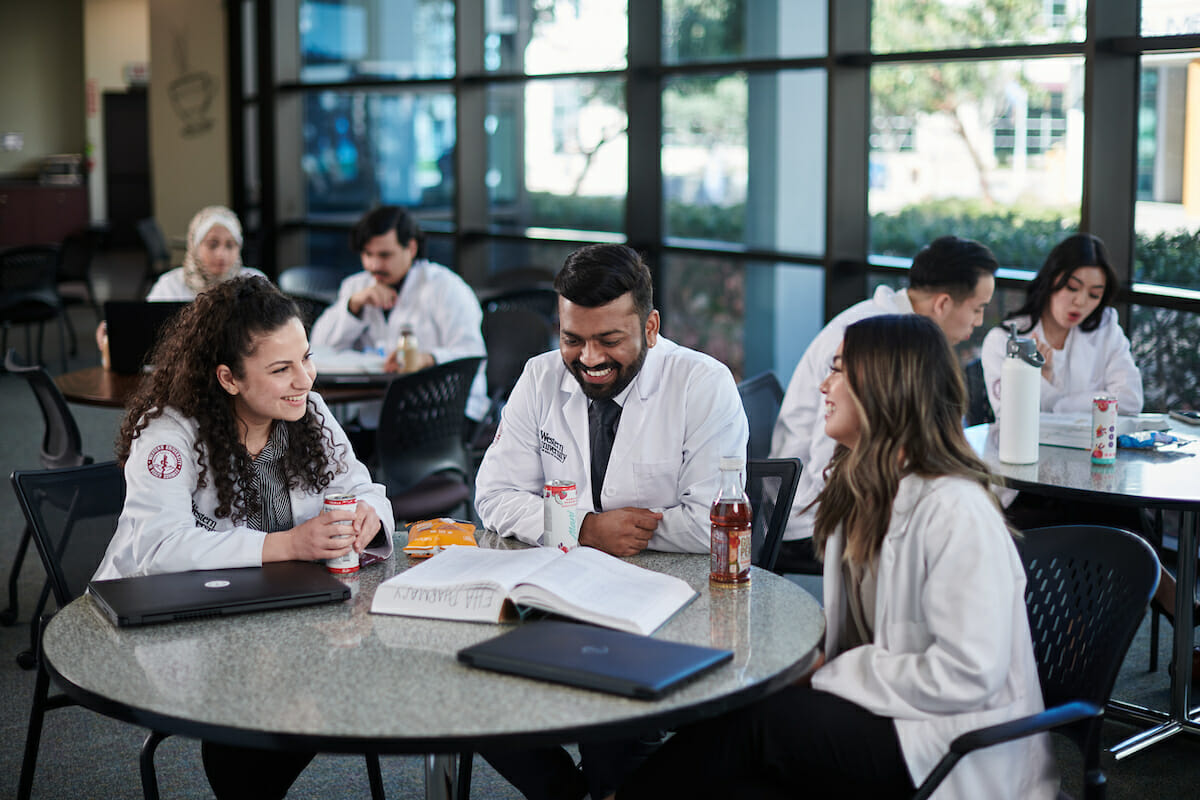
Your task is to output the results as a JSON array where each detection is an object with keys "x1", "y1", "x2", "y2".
[
  {"x1": 84, "y1": 0, "x2": 150, "y2": 223},
  {"x1": 0, "y1": 0, "x2": 85, "y2": 178},
  {"x1": 148, "y1": 0, "x2": 230, "y2": 244}
]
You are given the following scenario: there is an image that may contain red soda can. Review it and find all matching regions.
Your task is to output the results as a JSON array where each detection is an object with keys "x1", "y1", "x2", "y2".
[
  {"x1": 1091, "y1": 395, "x2": 1117, "y2": 465},
  {"x1": 323, "y1": 493, "x2": 359, "y2": 573},
  {"x1": 543, "y1": 480, "x2": 579, "y2": 552}
]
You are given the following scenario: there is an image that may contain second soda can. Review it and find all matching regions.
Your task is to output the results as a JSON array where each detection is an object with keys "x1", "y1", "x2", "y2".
[
  {"x1": 323, "y1": 494, "x2": 360, "y2": 573},
  {"x1": 1091, "y1": 395, "x2": 1118, "y2": 465},
  {"x1": 543, "y1": 480, "x2": 579, "y2": 552}
]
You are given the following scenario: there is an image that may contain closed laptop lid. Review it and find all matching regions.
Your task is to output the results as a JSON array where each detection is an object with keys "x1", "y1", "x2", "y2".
[
  {"x1": 103, "y1": 300, "x2": 190, "y2": 375},
  {"x1": 457, "y1": 619, "x2": 733, "y2": 700},
  {"x1": 88, "y1": 562, "x2": 351, "y2": 627}
]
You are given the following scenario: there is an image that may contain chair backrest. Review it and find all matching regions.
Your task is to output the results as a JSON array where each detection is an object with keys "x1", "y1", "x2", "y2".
[
  {"x1": 478, "y1": 285, "x2": 559, "y2": 329},
  {"x1": 11, "y1": 462, "x2": 126, "y2": 608},
  {"x1": 737, "y1": 371, "x2": 784, "y2": 461},
  {"x1": 5, "y1": 349, "x2": 89, "y2": 469},
  {"x1": 135, "y1": 217, "x2": 170, "y2": 273},
  {"x1": 375, "y1": 357, "x2": 484, "y2": 494},
  {"x1": 481, "y1": 308, "x2": 554, "y2": 403},
  {"x1": 746, "y1": 457, "x2": 802, "y2": 571},
  {"x1": 964, "y1": 358, "x2": 994, "y2": 427},
  {"x1": 1019, "y1": 525, "x2": 1158, "y2": 744},
  {"x1": 278, "y1": 265, "x2": 348, "y2": 329},
  {"x1": 56, "y1": 231, "x2": 94, "y2": 284},
  {"x1": 0, "y1": 244, "x2": 62, "y2": 296}
]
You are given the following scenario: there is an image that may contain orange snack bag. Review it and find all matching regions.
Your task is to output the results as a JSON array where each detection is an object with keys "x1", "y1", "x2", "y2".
[{"x1": 403, "y1": 518, "x2": 478, "y2": 558}]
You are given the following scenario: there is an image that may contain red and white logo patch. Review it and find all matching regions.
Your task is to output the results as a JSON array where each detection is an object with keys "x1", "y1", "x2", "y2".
[{"x1": 147, "y1": 444, "x2": 183, "y2": 479}]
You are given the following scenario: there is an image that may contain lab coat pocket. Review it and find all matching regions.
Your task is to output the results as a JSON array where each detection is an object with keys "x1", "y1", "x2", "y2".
[
  {"x1": 632, "y1": 461, "x2": 679, "y2": 508},
  {"x1": 883, "y1": 619, "x2": 934, "y2": 654}
]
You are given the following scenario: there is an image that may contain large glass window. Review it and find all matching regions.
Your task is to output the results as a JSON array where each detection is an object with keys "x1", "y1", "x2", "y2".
[
  {"x1": 302, "y1": 90, "x2": 456, "y2": 215},
  {"x1": 299, "y1": 0, "x2": 454, "y2": 82},
  {"x1": 484, "y1": 0, "x2": 627, "y2": 75},
  {"x1": 663, "y1": 0, "x2": 825, "y2": 63},
  {"x1": 869, "y1": 58, "x2": 1083, "y2": 265},
  {"x1": 487, "y1": 78, "x2": 627, "y2": 234},
  {"x1": 1141, "y1": 1, "x2": 1200, "y2": 37},
  {"x1": 871, "y1": 0, "x2": 1083, "y2": 52}
]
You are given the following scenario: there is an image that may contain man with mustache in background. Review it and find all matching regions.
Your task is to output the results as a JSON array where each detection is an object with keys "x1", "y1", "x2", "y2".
[{"x1": 473, "y1": 242, "x2": 747, "y2": 800}]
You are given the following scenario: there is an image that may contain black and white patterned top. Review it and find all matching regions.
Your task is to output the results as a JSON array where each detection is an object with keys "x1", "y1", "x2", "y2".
[{"x1": 246, "y1": 422, "x2": 295, "y2": 533}]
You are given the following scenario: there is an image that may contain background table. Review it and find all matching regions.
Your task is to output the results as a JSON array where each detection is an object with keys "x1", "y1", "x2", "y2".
[
  {"x1": 966, "y1": 418, "x2": 1200, "y2": 758},
  {"x1": 43, "y1": 552, "x2": 823, "y2": 798},
  {"x1": 55, "y1": 366, "x2": 388, "y2": 408}
]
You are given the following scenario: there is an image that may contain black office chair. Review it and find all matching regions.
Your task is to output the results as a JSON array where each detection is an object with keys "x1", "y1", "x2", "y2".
[
  {"x1": 278, "y1": 265, "x2": 346, "y2": 330},
  {"x1": 2, "y1": 349, "x2": 91, "y2": 646},
  {"x1": 477, "y1": 284, "x2": 559, "y2": 330},
  {"x1": 375, "y1": 357, "x2": 484, "y2": 523},
  {"x1": 964, "y1": 358, "x2": 995, "y2": 427},
  {"x1": 736, "y1": 371, "x2": 784, "y2": 461},
  {"x1": 912, "y1": 524, "x2": 1159, "y2": 800},
  {"x1": 0, "y1": 244, "x2": 69, "y2": 372},
  {"x1": 10, "y1": 462, "x2": 173, "y2": 800},
  {"x1": 135, "y1": 217, "x2": 171, "y2": 297},
  {"x1": 469, "y1": 308, "x2": 554, "y2": 456},
  {"x1": 746, "y1": 458, "x2": 802, "y2": 572}
]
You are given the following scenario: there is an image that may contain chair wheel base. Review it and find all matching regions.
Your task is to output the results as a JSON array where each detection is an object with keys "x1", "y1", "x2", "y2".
[{"x1": 16, "y1": 649, "x2": 37, "y2": 670}]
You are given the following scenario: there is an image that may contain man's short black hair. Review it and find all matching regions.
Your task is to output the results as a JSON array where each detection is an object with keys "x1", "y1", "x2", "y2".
[
  {"x1": 350, "y1": 205, "x2": 426, "y2": 258},
  {"x1": 554, "y1": 244, "x2": 654, "y2": 321},
  {"x1": 909, "y1": 236, "x2": 999, "y2": 302}
]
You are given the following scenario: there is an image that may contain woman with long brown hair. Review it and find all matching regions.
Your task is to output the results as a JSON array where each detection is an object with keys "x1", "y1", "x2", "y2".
[{"x1": 612, "y1": 314, "x2": 1056, "y2": 800}]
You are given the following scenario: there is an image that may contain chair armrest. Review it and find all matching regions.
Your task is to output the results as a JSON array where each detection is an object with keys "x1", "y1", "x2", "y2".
[{"x1": 911, "y1": 701, "x2": 1100, "y2": 800}]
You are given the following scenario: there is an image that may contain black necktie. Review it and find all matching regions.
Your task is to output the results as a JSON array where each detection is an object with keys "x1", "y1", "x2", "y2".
[{"x1": 588, "y1": 398, "x2": 622, "y2": 510}]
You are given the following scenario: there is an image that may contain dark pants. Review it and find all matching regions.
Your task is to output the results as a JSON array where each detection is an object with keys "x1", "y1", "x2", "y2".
[
  {"x1": 618, "y1": 686, "x2": 914, "y2": 800},
  {"x1": 201, "y1": 741, "x2": 315, "y2": 800},
  {"x1": 482, "y1": 734, "x2": 663, "y2": 800}
]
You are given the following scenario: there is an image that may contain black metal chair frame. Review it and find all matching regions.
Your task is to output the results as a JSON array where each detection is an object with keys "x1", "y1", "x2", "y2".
[
  {"x1": 0, "y1": 244, "x2": 69, "y2": 372},
  {"x1": 747, "y1": 457, "x2": 802, "y2": 572},
  {"x1": 2, "y1": 350, "x2": 91, "y2": 652},
  {"x1": 912, "y1": 524, "x2": 1160, "y2": 800}
]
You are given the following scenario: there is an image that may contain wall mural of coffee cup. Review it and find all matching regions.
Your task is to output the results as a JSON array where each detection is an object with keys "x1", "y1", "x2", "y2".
[{"x1": 169, "y1": 32, "x2": 216, "y2": 138}]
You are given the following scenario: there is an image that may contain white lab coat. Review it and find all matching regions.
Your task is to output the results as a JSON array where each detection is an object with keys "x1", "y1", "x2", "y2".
[
  {"x1": 981, "y1": 309, "x2": 1143, "y2": 418},
  {"x1": 93, "y1": 392, "x2": 394, "y2": 580},
  {"x1": 769, "y1": 285, "x2": 915, "y2": 542},
  {"x1": 474, "y1": 336, "x2": 748, "y2": 553},
  {"x1": 811, "y1": 474, "x2": 1058, "y2": 800},
  {"x1": 144, "y1": 267, "x2": 269, "y2": 301},
  {"x1": 309, "y1": 260, "x2": 489, "y2": 421}
]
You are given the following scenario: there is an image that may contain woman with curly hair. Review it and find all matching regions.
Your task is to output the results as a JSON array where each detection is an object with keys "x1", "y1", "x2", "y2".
[
  {"x1": 93, "y1": 275, "x2": 393, "y2": 798},
  {"x1": 610, "y1": 315, "x2": 1056, "y2": 800}
]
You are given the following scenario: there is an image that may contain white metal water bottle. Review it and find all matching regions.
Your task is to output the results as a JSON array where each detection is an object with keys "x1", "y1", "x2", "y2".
[{"x1": 998, "y1": 323, "x2": 1045, "y2": 464}]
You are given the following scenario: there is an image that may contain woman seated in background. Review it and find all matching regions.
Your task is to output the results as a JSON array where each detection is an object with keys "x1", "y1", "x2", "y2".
[
  {"x1": 978, "y1": 234, "x2": 1186, "y2": 624},
  {"x1": 95, "y1": 205, "x2": 270, "y2": 357},
  {"x1": 981, "y1": 232, "x2": 1141, "y2": 417},
  {"x1": 93, "y1": 275, "x2": 393, "y2": 800},
  {"x1": 611, "y1": 315, "x2": 1058, "y2": 800}
]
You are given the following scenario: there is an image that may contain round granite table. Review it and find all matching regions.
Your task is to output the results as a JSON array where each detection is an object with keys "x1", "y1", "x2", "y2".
[
  {"x1": 43, "y1": 552, "x2": 823, "y2": 798},
  {"x1": 966, "y1": 419, "x2": 1200, "y2": 758}
]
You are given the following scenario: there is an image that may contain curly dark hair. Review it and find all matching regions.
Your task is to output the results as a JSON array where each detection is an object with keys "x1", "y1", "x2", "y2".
[{"x1": 116, "y1": 275, "x2": 346, "y2": 522}]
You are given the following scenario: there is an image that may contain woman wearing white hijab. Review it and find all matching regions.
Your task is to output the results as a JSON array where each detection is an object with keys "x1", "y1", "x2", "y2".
[{"x1": 145, "y1": 205, "x2": 267, "y2": 300}]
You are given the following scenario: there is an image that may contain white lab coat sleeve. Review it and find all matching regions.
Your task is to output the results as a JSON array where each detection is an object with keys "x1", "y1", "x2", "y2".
[
  {"x1": 109, "y1": 415, "x2": 269, "y2": 577},
  {"x1": 310, "y1": 274, "x2": 373, "y2": 351},
  {"x1": 651, "y1": 365, "x2": 748, "y2": 553},
  {"x1": 426, "y1": 273, "x2": 486, "y2": 366},
  {"x1": 1103, "y1": 321, "x2": 1144, "y2": 414},
  {"x1": 812, "y1": 484, "x2": 1018, "y2": 719},
  {"x1": 474, "y1": 362, "x2": 548, "y2": 545},
  {"x1": 980, "y1": 324, "x2": 1009, "y2": 418},
  {"x1": 310, "y1": 393, "x2": 394, "y2": 557},
  {"x1": 1044, "y1": 310, "x2": 1143, "y2": 415}
]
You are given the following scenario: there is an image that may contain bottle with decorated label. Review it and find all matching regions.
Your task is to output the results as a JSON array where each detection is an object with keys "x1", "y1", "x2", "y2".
[{"x1": 710, "y1": 456, "x2": 752, "y2": 585}]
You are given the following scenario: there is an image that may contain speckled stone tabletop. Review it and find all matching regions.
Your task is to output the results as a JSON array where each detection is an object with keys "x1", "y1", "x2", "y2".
[{"x1": 44, "y1": 546, "x2": 824, "y2": 753}]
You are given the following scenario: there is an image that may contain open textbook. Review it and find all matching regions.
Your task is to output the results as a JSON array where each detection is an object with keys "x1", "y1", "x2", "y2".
[
  {"x1": 371, "y1": 546, "x2": 698, "y2": 635},
  {"x1": 1039, "y1": 412, "x2": 1169, "y2": 449}
]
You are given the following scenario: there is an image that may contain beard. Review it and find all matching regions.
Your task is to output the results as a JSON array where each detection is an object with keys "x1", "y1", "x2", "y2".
[{"x1": 568, "y1": 333, "x2": 648, "y2": 401}]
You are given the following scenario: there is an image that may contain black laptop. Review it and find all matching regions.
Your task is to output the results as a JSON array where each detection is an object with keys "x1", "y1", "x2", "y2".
[
  {"x1": 457, "y1": 620, "x2": 733, "y2": 700},
  {"x1": 88, "y1": 562, "x2": 351, "y2": 627},
  {"x1": 104, "y1": 300, "x2": 190, "y2": 375}
]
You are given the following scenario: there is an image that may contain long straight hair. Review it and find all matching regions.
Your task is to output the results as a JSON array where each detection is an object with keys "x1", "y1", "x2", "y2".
[
  {"x1": 1006, "y1": 233, "x2": 1117, "y2": 334},
  {"x1": 813, "y1": 314, "x2": 1000, "y2": 564}
]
